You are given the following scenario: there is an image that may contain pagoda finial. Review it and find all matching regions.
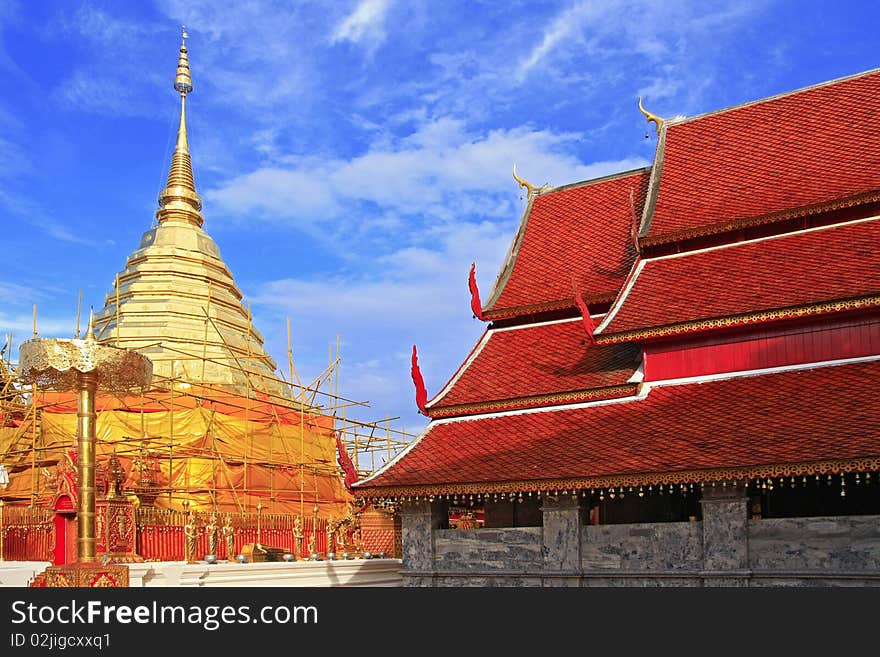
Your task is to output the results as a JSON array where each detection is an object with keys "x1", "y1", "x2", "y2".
[
  {"x1": 174, "y1": 26, "x2": 192, "y2": 96},
  {"x1": 156, "y1": 26, "x2": 204, "y2": 227},
  {"x1": 638, "y1": 97, "x2": 664, "y2": 136}
]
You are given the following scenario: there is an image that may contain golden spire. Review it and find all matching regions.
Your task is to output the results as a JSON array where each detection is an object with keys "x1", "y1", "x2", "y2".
[
  {"x1": 638, "y1": 97, "x2": 664, "y2": 136},
  {"x1": 156, "y1": 26, "x2": 204, "y2": 227},
  {"x1": 85, "y1": 307, "x2": 96, "y2": 342}
]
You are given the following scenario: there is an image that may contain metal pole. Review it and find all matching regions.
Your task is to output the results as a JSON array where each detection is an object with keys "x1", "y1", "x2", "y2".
[
  {"x1": 76, "y1": 370, "x2": 99, "y2": 562},
  {"x1": 115, "y1": 273, "x2": 121, "y2": 347},
  {"x1": 0, "y1": 499, "x2": 5, "y2": 562}
]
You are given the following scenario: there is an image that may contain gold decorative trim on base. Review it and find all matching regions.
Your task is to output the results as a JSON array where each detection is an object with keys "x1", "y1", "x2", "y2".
[
  {"x1": 597, "y1": 296, "x2": 880, "y2": 345},
  {"x1": 354, "y1": 456, "x2": 880, "y2": 499},
  {"x1": 103, "y1": 553, "x2": 145, "y2": 564},
  {"x1": 429, "y1": 384, "x2": 639, "y2": 418},
  {"x1": 42, "y1": 562, "x2": 129, "y2": 588}
]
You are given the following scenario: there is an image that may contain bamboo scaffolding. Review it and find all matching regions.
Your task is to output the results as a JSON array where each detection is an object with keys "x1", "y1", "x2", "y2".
[{"x1": 0, "y1": 311, "x2": 417, "y2": 516}]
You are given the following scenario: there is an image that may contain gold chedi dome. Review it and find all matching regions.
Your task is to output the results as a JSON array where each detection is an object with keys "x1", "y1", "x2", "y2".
[{"x1": 92, "y1": 29, "x2": 285, "y2": 398}]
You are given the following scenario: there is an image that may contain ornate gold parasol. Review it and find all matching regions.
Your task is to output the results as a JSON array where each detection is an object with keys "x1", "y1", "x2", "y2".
[{"x1": 18, "y1": 313, "x2": 152, "y2": 564}]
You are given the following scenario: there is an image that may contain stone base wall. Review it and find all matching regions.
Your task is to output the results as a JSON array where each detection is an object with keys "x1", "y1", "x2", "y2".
[
  {"x1": 748, "y1": 515, "x2": 880, "y2": 571},
  {"x1": 403, "y1": 512, "x2": 880, "y2": 586},
  {"x1": 434, "y1": 527, "x2": 542, "y2": 572},
  {"x1": 582, "y1": 521, "x2": 702, "y2": 570}
]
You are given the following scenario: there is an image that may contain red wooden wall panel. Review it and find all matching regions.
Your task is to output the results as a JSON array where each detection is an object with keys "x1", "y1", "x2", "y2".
[{"x1": 644, "y1": 315, "x2": 880, "y2": 381}]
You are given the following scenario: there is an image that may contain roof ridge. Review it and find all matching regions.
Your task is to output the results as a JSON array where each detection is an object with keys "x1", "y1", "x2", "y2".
[
  {"x1": 666, "y1": 66, "x2": 880, "y2": 128},
  {"x1": 536, "y1": 165, "x2": 651, "y2": 196}
]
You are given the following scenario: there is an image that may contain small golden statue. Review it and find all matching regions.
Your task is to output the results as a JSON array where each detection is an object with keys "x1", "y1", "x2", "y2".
[
  {"x1": 325, "y1": 520, "x2": 336, "y2": 555},
  {"x1": 183, "y1": 510, "x2": 198, "y2": 564},
  {"x1": 335, "y1": 521, "x2": 349, "y2": 552},
  {"x1": 307, "y1": 532, "x2": 316, "y2": 556},
  {"x1": 351, "y1": 520, "x2": 364, "y2": 551},
  {"x1": 292, "y1": 515, "x2": 303, "y2": 558},
  {"x1": 222, "y1": 514, "x2": 235, "y2": 562},
  {"x1": 205, "y1": 513, "x2": 218, "y2": 557}
]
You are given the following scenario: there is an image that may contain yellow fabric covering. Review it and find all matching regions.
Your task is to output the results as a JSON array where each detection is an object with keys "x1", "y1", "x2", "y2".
[{"x1": 0, "y1": 391, "x2": 351, "y2": 518}]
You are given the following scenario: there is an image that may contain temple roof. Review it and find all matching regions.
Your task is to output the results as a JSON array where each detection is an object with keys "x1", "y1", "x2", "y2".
[
  {"x1": 427, "y1": 318, "x2": 641, "y2": 418},
  {"x1": 483, "y1": 168, "x2": 650, "y2": 320},
  {"x1": 641, "y1": 68, "x2": 880, "y2": 246},
  {"x1": 597, "y1": 217, "x2": 880, "y2": 343},
  {"x1": 355, "y1": 358, "x2": 880, "y2": 496},
  {"x1": 92, "y1": 34, "x2": 286, "y2": 398}
]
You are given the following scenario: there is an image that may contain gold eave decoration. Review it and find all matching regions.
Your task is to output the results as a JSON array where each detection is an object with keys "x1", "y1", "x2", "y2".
[
  {"x1": 483, "y1": 293, "x2": 617, "y2": 322},
  {"x1": 353, "y1": 456, "x2": 880, "y2": 499},
  {"x1": 638, "y1": 96, "x2": 664, "y2": 136},
  {"x1": 428, "y1": 384, "x2": 639, "y2": 419},
  {"x1": 640, "y1": 190, "x2": 880, "y2": 247},
  {"x1": 595, "y1": 296, "x2": 880, "y2": 345}
]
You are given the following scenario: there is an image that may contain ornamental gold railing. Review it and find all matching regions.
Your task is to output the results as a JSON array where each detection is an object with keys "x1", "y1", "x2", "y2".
[
  {"x1": 0, "y1": 504, "x2": 53, "y2": 562},
  {"x1": 135, "y1": 507, "x2": 335, "y2": 560}
]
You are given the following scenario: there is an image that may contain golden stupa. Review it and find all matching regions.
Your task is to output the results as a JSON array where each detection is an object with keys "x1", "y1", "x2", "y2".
[
  {"x1": 92, "y1": 32, "x2": 283, "y2": 396},
  {"x1": 0, "y1": 30, "x2": 352, "y2": 523}
]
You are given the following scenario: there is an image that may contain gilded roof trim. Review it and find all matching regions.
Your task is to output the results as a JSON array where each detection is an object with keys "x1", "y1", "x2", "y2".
[
  {"x1": 641, "y1": 188, "x2": 880, "y2": 248},
  {"x1": 596, "y1": 295, "x2": 880, "y2": 345},
  {"x1": 638, "y1": 117, "x2": 668, "y2": 240},
  {"x1": 429, "y1": 384, "x2": 640, "y2": 419},
  {"x1": 353, "y1": 456, "x2": 880, "y2": 498},
  {"x1": 483, "y1": 293, "x2": 616, "y2": 322}
]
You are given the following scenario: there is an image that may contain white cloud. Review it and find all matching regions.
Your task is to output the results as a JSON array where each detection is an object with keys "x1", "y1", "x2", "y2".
[
  {"x1": 512, "y1": 0, "x2": 767, "y2": 114},
  {"x1": 330, "y1": 0, "x2": 392, "y2": 47},
  {"x1": 207, "y1": 117, "x2": 648, "y2": 233},
  {"x1": 517, "y1": 1, "x2": 605, "y2": 80}
]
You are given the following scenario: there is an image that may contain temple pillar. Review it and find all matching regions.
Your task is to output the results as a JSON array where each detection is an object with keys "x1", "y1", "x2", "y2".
[
  {"x1": 399, "y1": 500, "x2": 445, "y2": 586},
  {"x1": 700, "y1": 482, "x2": 749, "y2": 586},
  {"x1": 541, "y1": 493, "x2": 584, "y2": 586}
]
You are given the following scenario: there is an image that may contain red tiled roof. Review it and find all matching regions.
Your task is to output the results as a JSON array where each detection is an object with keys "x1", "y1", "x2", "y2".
[
  {"x1": 428, "y1": 320, "x2": 641, "y2": 416},
  {"x1": 356, "y1": 359, "x2": 880, "y2": 492},
  {"x1": 643, "y1": 69, "x2": 880, "y2": 245},
  {"x1": 598, "y1": 218, "x2": 880, "y2": 341},
  {"x1": 484, "y1": 168, "x2": 650, "y2": 320}
]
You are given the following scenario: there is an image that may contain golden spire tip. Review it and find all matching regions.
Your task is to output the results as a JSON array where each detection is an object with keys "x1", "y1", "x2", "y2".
[{"x1": 174, "y1": 25, "x2": 193, "y2": 95}]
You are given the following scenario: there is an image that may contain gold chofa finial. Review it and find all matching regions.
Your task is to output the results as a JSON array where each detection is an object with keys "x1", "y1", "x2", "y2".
[
  {"x1": 512, "y1": 163, "x2": 536, "y2": 196},
  {"x1": 638, "y1": 97, "x2": 664, "y2": 136}
]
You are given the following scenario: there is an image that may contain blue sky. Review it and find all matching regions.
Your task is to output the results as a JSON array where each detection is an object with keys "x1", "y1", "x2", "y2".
[{"x1": 0, "y1": 0, "x2": 876, "y2": 443}]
